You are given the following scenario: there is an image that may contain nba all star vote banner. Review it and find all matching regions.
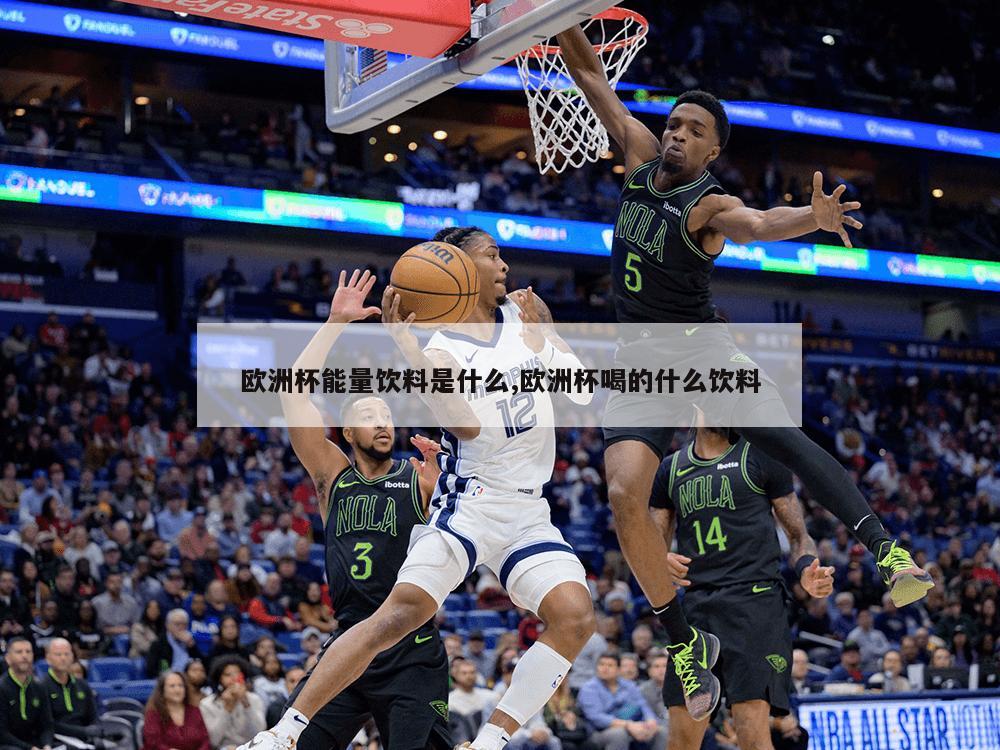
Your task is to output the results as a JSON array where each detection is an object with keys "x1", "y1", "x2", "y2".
[
  {"x1": 3, "y1": 164, "x2": 1000, "y2": 294},
  {"x1": 798, "y1": 692, "x2": 1000, "y2": 750},
  {"x1": 1, "y1": 0, "x2": 999, "y2": 158}
]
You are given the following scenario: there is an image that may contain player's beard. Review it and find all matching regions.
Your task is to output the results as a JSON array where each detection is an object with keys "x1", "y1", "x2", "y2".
[
  {"x1": 356, "y1": 441, "x2": 393, "y2": 463},
  {"x1": 660, "y1": 156, "x2": 683, "y2": 175}
]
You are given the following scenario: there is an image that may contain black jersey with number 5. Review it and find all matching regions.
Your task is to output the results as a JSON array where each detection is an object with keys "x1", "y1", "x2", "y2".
[
  {"x1": 324, "y1": 459, "x2": 426, "y2": 625},
  {"x1": 649, "y1": 438, "x2": 793, "y2": 589},
  {"x1": 611, "y1": 160, "x2": 727, "y2": 323}
]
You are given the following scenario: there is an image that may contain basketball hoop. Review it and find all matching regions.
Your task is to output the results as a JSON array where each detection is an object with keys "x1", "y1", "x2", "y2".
[{"x1": 515, "y1": 7, "x2": 648, "y2": 174}]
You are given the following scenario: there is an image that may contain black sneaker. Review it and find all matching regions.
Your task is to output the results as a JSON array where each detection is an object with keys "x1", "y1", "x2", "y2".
[
  {"x1": 877, "y1": 540, "x2": 934, "y2": 607},
  {"x1": 666, "y1": 626, "x2": 721, "y2": 721}
]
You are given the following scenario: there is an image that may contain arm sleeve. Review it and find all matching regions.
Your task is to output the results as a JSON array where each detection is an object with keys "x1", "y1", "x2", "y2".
[
  {"x1": 0, "y1": 692, "x2": 33, "y2": 750},
  {"x1": 748, "y1": 445, "x2": 794, "y2": 500},
  {"x1": 143, "y1": 711, "x2": 165, "y2": 750},
  {"x1": 648, "y1": 457, "x2": 675, "y2": 510},
  {"x1": 247, "y1": 598, "x2": 282, "y2": 627},
  {"x1": 37, "y1": 685, "x2": 55, "y2": 747},
  {"x1": 576, "y1": 684, "x2": 615, "y2": 730}
]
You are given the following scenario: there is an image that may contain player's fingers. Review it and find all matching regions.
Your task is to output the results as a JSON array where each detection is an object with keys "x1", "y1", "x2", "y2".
[
  {"x1": 809, "y1": 558, "x2": 820, "y2": 570},
  {"x1": 832, "y1": 184, "x2": 846, "y2": 199},
  {"x1": 812, "y1": 171, "x2": 823, "y2": 194},
  {"x1": 845, "y1": 217, "x2": 863, "y2": 230},
  {"x1": 675, "y1": 555, "x2": 692, "y2": 564},
  {"x1": 676, "y1": 579, "x2": 691, "y2": 587},
  {"x1": 362, "y1": 273, "x2": 377, "y2": 296},
  {"x1": 404, "y1": 312, "x2": 416, "y2": 325},
  {"x1": 363, "y1": 306, "x2": 381, "y2": 318},
  {"x1": 338, "y1": 270, "x2": 346, "y2": 288},
  {"x1": 838, "y1": 228, "x2": 852, "y2": 248},
  {"x1": 348, "y1": 268, "x2": 360, "y2": 287},
  {"x1": 842, "y1": 201, "x2": 862, "y2": 211},
  {"x1": 822, "y1": 566, "x2": 836, "y2": 576}
]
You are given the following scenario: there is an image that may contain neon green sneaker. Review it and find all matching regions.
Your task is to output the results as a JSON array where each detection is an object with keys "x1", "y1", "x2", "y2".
[
  {"x1": 666, "y1": 626, "x2": 721, "y2": 721},
  {"x1": 877, "y1": 540, "x2": 934, "y2": 607}
]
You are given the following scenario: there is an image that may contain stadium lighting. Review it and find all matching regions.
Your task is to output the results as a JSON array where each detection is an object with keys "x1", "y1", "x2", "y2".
[
  {"x1": 368, "y1": 137, "x2": 377, "y2": 145},
  {"x1": 821, "y1": 34, "x2": 836, "y2": 46},
  {"x1": 601, "y1": 150, "x2": 614, "y2": 160},
  {"x1": 433, "y1": 130, "x2": 448, "y2": 141},
  {"x1": 384, "y1": 153, "x2": 398, "y2": 163},
  {"x1": 134, "y1": 96, "x2": 150, "y2": 106},
  {"x1": 408, "y1": 142, "x2": 418, "y2": 151},
  {"x1": 387, "y1": 124, "x2": 402, "y2": 134},
  {"x1": 516, "y1": 150, "x2": 528, "y2": 160},
  {"x1": 612, "y1": 165, "x2": 625, "y2": 174},
  {"x1": 932, "y1": 188, "x2": 944, "y2": 198},
  {"x1": 13, "y1": 108, "x2": 25, "y2": 117},
  {"x1": 784, "y1": 192, "x2": 793, "y2": 202}
]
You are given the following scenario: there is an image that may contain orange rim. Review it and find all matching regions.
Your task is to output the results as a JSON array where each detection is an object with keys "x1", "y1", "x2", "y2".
[{"x1": 520, "y1": 7, "x2": 648, "y2": 59}]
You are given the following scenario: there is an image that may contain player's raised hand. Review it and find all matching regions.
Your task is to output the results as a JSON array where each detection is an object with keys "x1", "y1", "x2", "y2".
[
  {"x1": 800, "y1": 557, "x2": 835, "y2": 598},
  {"x1": 329, "y1": 269, "x2": 381, "y2": 323},
  {"x1": 512, "y1": 286, "x2": 546, "y2": 353},
  {"x1": 811, "y1": 171, "x2": 864, "y2": 248},
  {"x1": 409, "y1": 434, "x2": 442, "y2": 470},
  {"x1": 667, "y1": 552, "x2": 691, "y2": 587}
]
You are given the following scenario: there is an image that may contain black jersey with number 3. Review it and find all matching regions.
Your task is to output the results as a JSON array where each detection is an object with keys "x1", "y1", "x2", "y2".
[
  {"x1": 611, "y1": 160, "x2": 727, "y2": 323},
  {"x1": 324, "y1": 459, "x2": 426, "y2": 626},
  {"x1": 649, "y1": 438, "x2": 793, "y2": 589}
]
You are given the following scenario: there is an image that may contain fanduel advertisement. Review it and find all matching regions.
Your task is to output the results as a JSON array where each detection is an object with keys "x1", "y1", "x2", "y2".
[
  {"x1": 799, "y1": 694, "x2": 1000, "y2": 750},
  {"x1": 3, "y1": 164, "x2": 1000, "y2": 294}
]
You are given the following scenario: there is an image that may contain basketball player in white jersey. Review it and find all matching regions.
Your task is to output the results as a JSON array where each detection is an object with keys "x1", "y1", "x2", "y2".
[{"x1": 241, "y1": 227, "x2": 598, "y2": 750}]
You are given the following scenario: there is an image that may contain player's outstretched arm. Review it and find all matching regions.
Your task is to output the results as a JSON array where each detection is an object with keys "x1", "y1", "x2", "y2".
[
  {"x1": 282, "y1": 269, "x2": 380, "y2": 519},
  {"x1": 689, "y1": 171, "x2": 863, "y2": 248},
  {"x1": 382, "y1": 287, "x2": 480, "y2": 441},
  {"x1": 771, "y1": 492, "x2": 834, "y2": 598},
  {"x1": 512, "y1": 287, "x2": 594, "y2": 406},
  {"x1": 555, "y1": 25, "x2": 659, "y2": 171}
]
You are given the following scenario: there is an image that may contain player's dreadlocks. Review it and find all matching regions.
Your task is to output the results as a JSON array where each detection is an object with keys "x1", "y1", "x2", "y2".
[{"x1": 432, "y1": 226, "x2": 487, "y2": 251}]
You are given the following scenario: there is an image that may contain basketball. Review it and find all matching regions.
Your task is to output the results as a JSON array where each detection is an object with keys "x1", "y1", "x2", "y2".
[{"x1": 389, "y1": 241, "x2": 480, "y2": 324}]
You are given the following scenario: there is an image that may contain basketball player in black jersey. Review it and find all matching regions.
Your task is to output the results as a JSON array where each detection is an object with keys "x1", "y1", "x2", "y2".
[
  {"x1": 277, "y1": 268, "x2": 452, "y2": 750},
  {"x1": 650, "y1": 426, "x2": 833, "y2": 749},
  {"x1": 556, "y1": 24, "x2": 931, "y2": 719}
]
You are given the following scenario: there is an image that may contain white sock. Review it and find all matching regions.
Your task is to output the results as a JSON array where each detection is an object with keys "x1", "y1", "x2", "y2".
[
  {"x1": 274, "y1": 708, "x2": 309, "y2": 742},
  {"x1": 493, "y1": 640, "x2": 572, "y2": 725},
  {"x1": 472, "y1": 722, "x2": 510, "y2": 750}
]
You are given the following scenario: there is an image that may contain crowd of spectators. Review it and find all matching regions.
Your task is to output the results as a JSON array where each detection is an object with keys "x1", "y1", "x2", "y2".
[{"x1": 1, "y1": 293, "x2": 999, "y2": 748}]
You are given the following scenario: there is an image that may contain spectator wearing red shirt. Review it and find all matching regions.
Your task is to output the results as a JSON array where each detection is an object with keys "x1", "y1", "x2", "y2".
[
  {"x1": 249, "y1": 507, "x2": 276, "y2": 544},
  {"x1": 143, "y1": 671, "x2": 211, "y2": 750},
  {"x1": 38, "y1": 312, "x2": 68, "y2": 350},
  {"x1": 247, "y1": 573, "x2": 300, "y2": 632},
  {"x1": 289, "y1": 500, "x2": 313, "y2": 537}
]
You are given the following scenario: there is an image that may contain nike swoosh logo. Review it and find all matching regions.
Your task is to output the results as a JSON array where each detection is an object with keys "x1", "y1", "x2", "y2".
[
  {"x1": 464, "y1": 351, "x2": 477, "y2": 364},
  {"x1": 685, "y1": 327, "x2": 700, "y2": 336},
  {"x1": 853, "y1": 513, "x2": 873, "y2": 532},
  {"x1": 337, "y1": 479, "x2": 360, "y2": 489},
  {"x1": 752, "y1": 584, "x2": 772, "y2": 593},
  {"x1": 415, "y1": 634, "x2": 433, "y2": 644},
  {"x1": 627, "y1": 180, "x2": 644, "y2": 190},
  {"x1": 676, "y1": 466, "x2": 696, "y2": 477},
  {"x1": 697, "y1": 632, "x2": 708, "y2": 669},
  {"x1": 292, "y1": 715, "x2": 308, "y2": 726}
]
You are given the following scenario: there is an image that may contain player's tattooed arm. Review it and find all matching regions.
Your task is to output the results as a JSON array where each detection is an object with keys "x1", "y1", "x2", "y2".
[
  {"x1": 689, "y1": 172, "x2": 863, "y2": 249},
  {"x1": 283, "y1": 270, "x2": 376, "y2": 520},
  {"x1": 554, "y1": 25, "x2": 659, "y2": 171},
  {"x1": 772, "y1": 492, "x2": 834, "y2": 598}
]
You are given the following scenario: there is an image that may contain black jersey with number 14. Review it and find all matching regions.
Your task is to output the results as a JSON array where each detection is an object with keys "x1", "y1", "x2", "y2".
[
  {"x1": 649, "y1": 438, "x2": 794, "y2": 589},
  {"x1": 611, "y1": 160, "x2": 727, "y2": 324},
  {"x1": 324, "y1": 459, "x2": 426, "y2": 626}
]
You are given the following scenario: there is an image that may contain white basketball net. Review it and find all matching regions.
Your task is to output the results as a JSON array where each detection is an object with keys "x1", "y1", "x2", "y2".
[{"x1": 515, "y1": 9, "x2": 648, "y2": 174}]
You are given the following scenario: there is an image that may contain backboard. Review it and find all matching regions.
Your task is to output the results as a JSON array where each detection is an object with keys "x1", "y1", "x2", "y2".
[{"x1": 324, "y1": 0, "x2": 620, "y2": 134}]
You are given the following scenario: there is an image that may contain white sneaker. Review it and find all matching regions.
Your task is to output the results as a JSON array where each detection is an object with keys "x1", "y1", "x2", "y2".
[{"x1": 236, "y1": 730, "x2": 297, "y2": 750}]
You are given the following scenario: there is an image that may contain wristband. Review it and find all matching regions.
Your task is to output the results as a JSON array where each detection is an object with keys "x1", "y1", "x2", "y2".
[{"x1": 794, "y1": 554, "x2": 818, "y2": 580}]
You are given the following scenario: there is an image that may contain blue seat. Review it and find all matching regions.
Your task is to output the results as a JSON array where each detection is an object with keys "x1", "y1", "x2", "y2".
[
  {"x1": 0, "y1": 541, "x2": 17, "y2": 569},
  {"x1": 91, "y1": 679, "x2": 157, "y2": 704},
  {"x1": 255, "y1": 559, "x2": 276, "y2": 574},
  {"x1": 277, "y1": 653, "x2": 305, "y2": 671},
  {"x1": 445, "y1": 613, "x2": 466, "y2": 630},
  {"x1": 276, "y1": 631, "x2": 302, "y2": 653},
  {"x1": 110, "y1": 633, "x2": 131, "y2": 657},
  {"x1": 132, "y1": 658, "x2": 145, "y2": 678},
  {"x1": 484, "y1": 628, "x2": 510, "y2": 650},
  {"x1": 35, "y1": 659, "x2": 49, "y2": 678},
  {"x1": 465, "y1": 610, "x2": 504, "y2": 630},
  {"x1": 90, "y1": 658, "x2": 137, "y2": 682},
  {"x1": 445, "y1": 594, "x2": 471, "y2": 612},
  {"x1": 239, "y1": 623, "x2": 272, "y2": 647}
]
